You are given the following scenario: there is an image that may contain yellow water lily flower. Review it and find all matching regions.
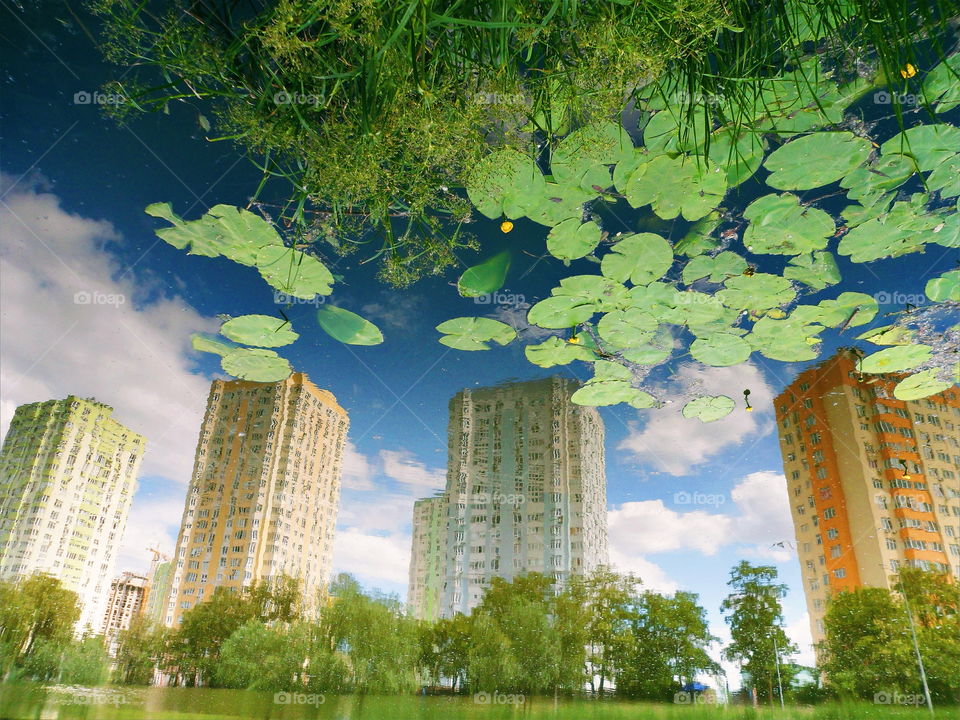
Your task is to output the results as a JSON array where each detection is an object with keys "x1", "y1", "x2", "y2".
[
  {"x1": 900, "y1": 63, "x2": 917, "y2": 78},
  {"x1": 567, "y1": 335, "x2": 581, "y2": 344},
  {"x1": 500, "y1": 220, "x2": 514, "y2": 233}
]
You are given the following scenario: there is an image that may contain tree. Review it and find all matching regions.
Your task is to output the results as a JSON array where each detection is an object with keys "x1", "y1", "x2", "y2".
[
  {"x1": 0, "y1": 574, "x2": 80, "y2": 681},
  {"x1": 58, "y1": 636, "x2": 110, "y2": 685},
  {"x1": 721, "y1": 561, "x2": 797, "y2": 704},
  {"x1": 417, "y1": 613, "x2": 471, "y2": 691},
  {"x1": 114, "y1": 615, "x2": 168, "y2": 685}
]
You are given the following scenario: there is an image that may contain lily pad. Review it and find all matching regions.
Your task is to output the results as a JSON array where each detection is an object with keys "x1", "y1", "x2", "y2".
[
  {"x1": 675, "y1": 213, "x2": 721, "y2": 257},
  {"x1": 191, "y1": 333, "x2": 236, "y2": 357},
  {"x1": 601, "y1": 233, "x2": 674, "y2": 286},
  {"x1": 783, "y1": 251, "x2": 841, "y2": 290},
  {"x1": 458, "y1": 250, "x2": 511, "y2": 297},
  {"x1": 742, "y1": 193, "x2": 834, "y2": 255},
  {"x1": 527, "y1": 295, "x2": 596, "y2": 329},
  {"x1": 220, "y1": 315, "x2": 298, "y2": 348},
  {"x1": 625, "y1": 155, "x2": 727, "y2": 221},
  {"x1": 858, "y1": 345, "x2": 932, "y2": 373},
  {"x1": 547, "y1": 220, "x2": 602, "y2": 261},
  {"x1": 893, "y1": 369, "x2": 954, "y2": 401},
  {"x1": 525, "y1": 336, "x2": 595, "y2": 367},
  {"x1": 553, "y1": 275, "x2": 630, "y2": 312},
  {"x1": 764, "y1": 132, "x2": 872, "y2": 190},
  {"x1": 682, "y1": 395, "x2": 736, "y2": 422},
  {"x1": 803, "y1": 292, "x2": 878, "y2": 328},
  {"x1": 316, "y1": 306, "x2": 384, "y2": 345},
  {"x1": 881, "y1": 124, "x2": 960, "y2": 172},
  {"x1": 708, "y1": 129, "x2": 766, "y2": 187},
  {"x1": 840, "y1": 154, "x2": 914, "y2": 202},
  {"x1": 857, "y1": 324, "x2": 915, "y2": 346},
  {"x1": 221, "y1": 348, "x2": 292, "y2": 382},
  {"x1": 436, "y1": 317, "x2": 516, "y2": 350},
  {"x1": 597, "y1": 308, "x2": 658, "y2": 348},
  {"x1": 717, "y1": 273, "x2": 796, "y2": 311},
  {"x1": 571, "y1": 381, "x2": 656, "y2": 408},
  {"x1": 927, "y1": 155, "x2": 960, "y2": 198},
  {"x1": 256, "y1": 246, "x2": 335, "y2": 299},
  {"x1": 466, "y1": 149, "x2": 543, "y2": 219},
  {"x1": 551, "y1": 121, "x2": 632, "y2": 186},
  {"x1": 925, "y1": 270, "x2": 960, "y2": 302},
  {"x1": 837, "y1": 196, "x2": 939, "y2": 262},
  {"x1": 682, "y1": 251, "x2": 748, "y2": 284},
  {"x1": 748, "y1": 314, "x2": 823, "y2": 361},
  {"x1": 922, "y1": 54, "x2": 960, "y2": 113},
  {"x1": 690, "y1": 333, "x2": 752, "y2": 366}
]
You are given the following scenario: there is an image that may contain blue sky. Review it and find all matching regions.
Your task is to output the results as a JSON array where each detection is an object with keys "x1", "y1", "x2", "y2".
[{"x1": 1, "y1": 2, "x2": 956, "y2": 679}]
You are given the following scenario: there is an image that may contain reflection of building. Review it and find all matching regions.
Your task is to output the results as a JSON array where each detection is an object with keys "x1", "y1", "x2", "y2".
[
  {"x1": 439, "y1": 377, "x2": 608, "y2": 617},
  {"x1": 102, "y1": 571, "x2": 149, "y2": 653},
  {"x1": 407, "y1": 493, "x2": 447, "y2": 620},
  {"x1": 774, "y1": 349, "x2": 960, "y2": 645},
  {"x1": 0, "y1": 397, "x2": 145, "y2": 632},
  {"x1": 144, "y1": 560, "x2": 172, "y2": 625},
  {"x1": 167, "y1": 374, "x2": 348, "y2": 627}
]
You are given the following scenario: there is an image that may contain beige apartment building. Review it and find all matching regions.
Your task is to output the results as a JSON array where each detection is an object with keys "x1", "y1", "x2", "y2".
[
  {"x1": 407, "y1": 493, "x2": 447, "y2": 620},
  {"x1": 101, "y1": 571, "x2": 149, "y2": 653},
  {"x1": 166, "y1": 374, "x2": 348, "y2": 626},
  {"x1": 775, "y1": 350, "x2": 960, "y2": 644},
  {"x1": 439, "y1": 377, "x2": 609, "y2": 617},
  {"x1": 0, "y1": 397, "x2": 145, "y2": 633}
]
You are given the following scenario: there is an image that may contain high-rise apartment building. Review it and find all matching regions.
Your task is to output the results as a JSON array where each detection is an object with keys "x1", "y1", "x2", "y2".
[
  {"x1": 775, "y1": 350, "x2": 960, "y2": 644},
  {"x1": 407, "y1": 493, "x2": 448, "y2": 620},
  {"x1": 144, "y1": 559, "x2": 172, "y2": 625},
  {"x1": 101, "y1": 571, "x2": 149, "y2": 653},
  {"x1": 167, "y1": 374, "x2": 348, "y2": 627},
  {"x1": 439, "y1": 377, "x2": 608, "y2": 617},
  {"x1": 0, "y1": 397, "x2": 145, "y2": 632}
]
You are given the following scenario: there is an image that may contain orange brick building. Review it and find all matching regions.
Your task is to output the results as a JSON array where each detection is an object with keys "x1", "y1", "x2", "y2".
[{"x1": 774, "y1": 349, "x2": 960, "y2": 644}]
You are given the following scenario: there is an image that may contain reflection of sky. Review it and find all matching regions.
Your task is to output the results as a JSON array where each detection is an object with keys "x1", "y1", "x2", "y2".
[{"x1": 1, "y1": 4, "x2": 956, "y2": 676}]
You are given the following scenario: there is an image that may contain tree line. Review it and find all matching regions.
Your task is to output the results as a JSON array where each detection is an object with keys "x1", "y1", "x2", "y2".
[{"x1": 1, "y1": 562, "x2": 957, "y2": 703}]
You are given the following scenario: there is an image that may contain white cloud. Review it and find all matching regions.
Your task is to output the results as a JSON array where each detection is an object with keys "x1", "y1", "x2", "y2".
[
  {"x1": 115, "y1": 494, "x2": 184, "y2": 573},
  {"x1": 607, "y1": 471, "x2": 795, "y2": 570},
  {"x1": 332, "y1": 528, "x2": 411, "y2": 587},
  {"x1": 341, "y1": 440, "x2": 376, "y2": 490},
  {"x1": 785, "y1": 612, "x2": 816, "y2": 667},
  {"x1": 360, "y1": 292, "x2": 424, "y2": 331},
  {"x1": 0, "y1": 173, "x2": 217, "y2": 574},
  {"x1": 606, "y1": 550, "x2": 678, "y2": 594},
  {"x1": 379, "y1": 448, "x2": 446, "y2": 489},
  {"x1": 618, "y1": 362, "x2": 775, "y2": 476}
]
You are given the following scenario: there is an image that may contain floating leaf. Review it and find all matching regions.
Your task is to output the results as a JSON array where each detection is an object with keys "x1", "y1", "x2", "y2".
[
  {"x1": 748, "y1": 314, "x2": 823, "y2": 361},
  {"x1": 551, "y1": 121, "x2": 632, "y2": 186},
  {"x1": 547, "y1": 220, "x2": 602, "y2": 261},
  {"x1": 613, "y1": 150, "x2": 651, "y2": 193},
  {"x1": 925, "y1": 270, "x2": 960, "y2": 302},
  {"x1": 717, "y1": 273, "x2": 796, "y2": 311},
  {"x1": 458, "y1": 251, "x2": 511, "y2": 297},
  {"x1": 625, "y1": 155, "x2": 726, "y2": 221},
  {"x1": 675, "y1": 213, "x2": 721, "y2": 257},
  {"x1": 220, "y1": 315, "x2": 298, "y2": 348},
  {"x1": 802, "y1": 292, "x2": 878, "y2": 328},
  {"x1": 466, "y1": 149, "x2": 543, "y2": 219},
  {"x1": 525, "y1": 337, "x2": 595, "y2": 367},
  {"x1": 191, "y1": 333, "x2": 236, "y2": 357},
  {"x1": 597, "y1": 308, "x2": 658, "y2": 348},
  {"x1": 837, "y1": 197, "x2": 939, "y2": 263},
  {"x1": 601, "y1": 233, "x2": 674, "y2": 286},
  {"x1": 893, "y1": 369, "x2": 954, "y2": 401},
  {"x1": 764, "y1": 132, "x2": 872, "y2": 190},
  {"x1": 927, "y1": 155, "x2": 960, "y2": 198},
  {"x1": 436, "y1": 317, "x2": 516, "y2": 350},
  {"x1": 527, "y1": 295, "x2": 596, "y2": 329},
  {"x1": 859, "y1": 345, "x2": 932, "y2": 373},
  {"x1": 145, "y1": 203, "x2": 283, "y2": 265},
  {"x1": 317, "y1": 306, "x2": 383, "y2": 345},
  {"x1": 840, "y1": 154, "x2": 914, "y2": 201},
  {"x1": 256, "y1": 246, "x2": 335, "y2": 299},
  {"x1": 690, "y1": 333, "x2": 752, "y2": 366},
  {"x1": 708, "y1": 129, "x2": 765, "y2": 187},
  {"x1": 521, "y1": 182, "x2": 589, "y2": 226},
  {"x1": 221, "y1": 348, "x2": 292, "y2": 382},
  {"x1": 571, "y1": 381, "x2": 656, "y2": 408},
  {"x1": 742, "y1": 193, "x2": 834, "y2": 254},
  {"x1": 682, "y1": 395, "x2": 736, "y2": 422},
  {"x1": 881, "y1": 124, "x2": 960, "y2": 172},
  {"x1": 678, "y1": 293, "x2": 742, "y2": 336},
  {"x1": 857, "y1": 325, "x2": 915, "y2": 346},
  {"x1": 682, "y1": 252, "x2": 748, "y2": 284},
  {"x1": 922, "y1": 54, "x2": 960, "y2": 113},
  {"x1": 553, "y1": 275, "x2": 630, "y2": 311},
  {"x1": 783, "y1": 252, "x2": 841, "y2": 290}
]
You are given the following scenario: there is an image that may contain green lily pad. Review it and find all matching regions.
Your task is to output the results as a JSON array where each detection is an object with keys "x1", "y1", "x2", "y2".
[
  {"x1": 316, "y1": 305, "x2": 383, "y2": 345},
  {"x1": 881, "y1": 124, "x2": 960, "y2": 172},
  {"x1": 893, "y1": 369, "x2": 954, "y2": 401},
  {"x1": 742, "y1": 193, "x2": 835, "y2": 255},
  {"x1": 708, "y1": 129, "x2": 765, "y2": 187},
  {"x1": 926, "y1": 270, "x2": 960, "y2": 302},
  {"x1": 458, "y1": 251, "x2": 511, "y2": 297},
  {"x1": 553, "y1": 275, "x2": 630, "y2": 312},
  {"x1": 522, "y1": 182, "x2": 590, "y2": 226},
  {"x1": 682, "y1": 395, "x2": 736, "y2": 422},
  {"x1": 571, "y1": 381, "x2": 656, "y2": 408},
  {"x1": 748, "y1": 314, "x2": 823, "y2": 361},
  {"x1": 601, "y1": 233, "x2": 674, "y2": 286},
  {"x1": 191, "y1": 333, "x2": 236, "y2": 357},
  {"x1": 597, "y1": 308, "x2": 658, "y2": 348},
  {"x1": 551, "y1": 121, "x2": 632, "y2": 186},
  {"x1": 221, "y1": 348, "x2": 292, "y2": 382},
  {"x1": 626, "y1": 283, "x2": 685, "y2": 325},
  {"x1": 682, "y1": 252, "x2": 748, "y2": 284},
  {"x1": 837, "y1": 196, "x2": 939, "y2": 262},
  {"x1": 783, "y1": 251, "x2": 841, "y2": 290},
  {"x1": 466, "y1": 148, "x2": 543, "y2": 219},
  {"x1": 527, "y1": 295, "x2": 596, "y2": 329},
  {"x1": 589, "y1": 360, "x2": 634, "y2": 383},
  {"x1": 145, "y1": 203, "x2": 283, "y2": 265},
  {"x1": 857, "y1": 324, "x2": 915, "y2": 346},
  {"x1": 256, "y1": 246, "x2": 335, "y2": 299},
  {"x1": 841, "y1": 193, "x2": 895, "y2": 228},
  {"x1": 927, "y1": 155, "x2": 960, "y2": 198},
  {"x1": 690, "y1": 333, "x2": 752, "y2": 366},
  {"x1": 675, "y1": 213, "x2": 721, "y2": 257},
  {"x1": 717, "y1": 273, "x2": 796, "y2": 311},
  {"x1": 525, "y1": 336, "x2": 595, "y2": 367},
  {"x1": 803, "y1": 292, "x2": 878, "y2": 328},
  {"x1": 220, "y1": 315, "x2": 298, "y2": 348},
  {"x1": 436, "y1": 317, "x2": 516, "y2": 350},
  {"x1": 625, "y1": 155, "x2": 726, "y2": 221},
  {"x1": 859, "y1": 345, "x2": 932, "y2": 373},
  {"x1": 547, "y1": 220, "x2": 602, "y2": 261},
  {"x1": 764, "y1": 132, "x2": 872, "y2": 190},
  {"x1": 930, "y1": 211, "x2": 960, "y2": 249},
  {"x1": 922, "y1": 54, "x2": 960, "y2": 113},
  {"x1": 613, "y1": 150, "x2": 652, "y2": 194},
  {"x1": 840, "y1": 154, "x2": 915, "y2": 201},
  {"x1": 678, "y1": 292, "x2": 742, "y2": 336}
]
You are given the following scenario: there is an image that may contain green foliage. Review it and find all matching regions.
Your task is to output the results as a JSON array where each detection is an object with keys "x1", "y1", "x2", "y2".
[
  {"x1": 316, "y1": 305, "x2": 384, "y2": 346},
  {"x1": 457, "y1": 251, "x2": 511, "y2": 298},
  {"x1": 114, "y1": 615, "x2": 167, "y2": 685},
  {"x1": 682, "y1": 395, "x2": 736, "y2": 422},
  {"x1": 58, "y1": 636, "x2": 110, "y2": 685},
  {"x1": 220, "y1": 315, "x2": 298, "y2": 348}
]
